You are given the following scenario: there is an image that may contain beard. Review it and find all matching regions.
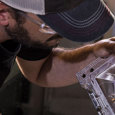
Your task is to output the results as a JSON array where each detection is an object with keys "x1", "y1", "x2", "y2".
[{"x1": 5, "y1": 23, "x2": 59, "y2": 49}]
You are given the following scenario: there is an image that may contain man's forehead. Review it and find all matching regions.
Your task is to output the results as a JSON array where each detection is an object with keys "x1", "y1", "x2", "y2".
[{"x1": 0, "y1": 0, "x2": 83, "y2": 15}]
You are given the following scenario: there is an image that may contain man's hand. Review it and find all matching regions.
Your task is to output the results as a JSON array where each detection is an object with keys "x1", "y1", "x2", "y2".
[
  {"x1": 16, "y1": 37, "x2": 115, "y2": 87},
  {"x1": 93, "y1": 37, "x2": 115, "y2": 58}
]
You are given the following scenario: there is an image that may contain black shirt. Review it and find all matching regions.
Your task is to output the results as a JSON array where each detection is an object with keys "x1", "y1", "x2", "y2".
[{"x1": 0, "y1": 40, "x2": 52, "y2": 87}]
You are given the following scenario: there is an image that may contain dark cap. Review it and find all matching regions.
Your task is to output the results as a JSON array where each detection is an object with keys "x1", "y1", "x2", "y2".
[{"x1": 38, "y1": 0, "x2": 114, "y2": 42}]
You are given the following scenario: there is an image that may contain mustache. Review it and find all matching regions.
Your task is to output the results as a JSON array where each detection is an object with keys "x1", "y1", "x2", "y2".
[{"x1": 46, "y1": 34, "x2": 62, "y2": 42}]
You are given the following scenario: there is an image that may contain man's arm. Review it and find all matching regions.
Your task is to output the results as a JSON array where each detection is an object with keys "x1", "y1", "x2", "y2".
[{"x1": 16, "y1": 37, "x2": 115, "y2": 87}]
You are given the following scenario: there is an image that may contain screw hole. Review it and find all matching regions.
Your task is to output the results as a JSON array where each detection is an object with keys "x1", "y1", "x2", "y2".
[
  {"x1": 90, "y1": 68, "x2": 94, "y2": 72},
  {"x1": 82, "y1": 74, "x2": 86, "y2": 78}
]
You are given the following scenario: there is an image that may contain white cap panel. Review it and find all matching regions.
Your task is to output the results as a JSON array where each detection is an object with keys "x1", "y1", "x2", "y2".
[{"x1": 1, "y1": 0, "x2": 45, "y2": 14}]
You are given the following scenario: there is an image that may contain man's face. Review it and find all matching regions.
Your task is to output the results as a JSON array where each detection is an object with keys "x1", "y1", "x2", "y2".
[{"x1": 5, "y1": 8, "x2": 62, "y2": 49}]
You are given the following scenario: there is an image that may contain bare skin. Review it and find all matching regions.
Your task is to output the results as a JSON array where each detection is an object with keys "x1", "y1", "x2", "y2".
[{"x1": 16, "y1": 38, "x2": 115, "y2": 87}]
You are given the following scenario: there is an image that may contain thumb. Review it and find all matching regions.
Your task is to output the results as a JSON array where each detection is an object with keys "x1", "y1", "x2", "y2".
[{"x1": 93, "y1": 47, "x2": 111, "y2": 58}]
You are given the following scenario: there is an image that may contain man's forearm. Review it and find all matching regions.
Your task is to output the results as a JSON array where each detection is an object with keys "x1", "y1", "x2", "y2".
[
  {"x1": 37, "y1": 44, "x2": 97, "y2": 87},
  {"x1": 16, "y1": 37, "x2": 115, "y2": 87},
  {"x1": 16, "y1": 43, "x2": 96, "y2": 87},
  {"x1": 37, "y1": 37, "x2": 115, "y2": 87},
  {"x1": 53, "y1": 44, "x2": 95, "y2": 62}
]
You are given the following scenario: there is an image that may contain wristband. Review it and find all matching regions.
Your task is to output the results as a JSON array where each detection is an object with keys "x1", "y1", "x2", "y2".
[{"x1": 17, "y1": 45, "x2": 52, "y2": 61}]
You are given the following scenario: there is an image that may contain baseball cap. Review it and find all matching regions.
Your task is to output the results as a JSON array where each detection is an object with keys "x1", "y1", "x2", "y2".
[{"x1": 1, "y1": 0, "x2": 114, "y2": 42}]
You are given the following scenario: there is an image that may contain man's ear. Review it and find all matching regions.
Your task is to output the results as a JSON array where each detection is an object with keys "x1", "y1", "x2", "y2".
[{"x1": 0, "y1": 11, "x2": 9, "y2": 26}]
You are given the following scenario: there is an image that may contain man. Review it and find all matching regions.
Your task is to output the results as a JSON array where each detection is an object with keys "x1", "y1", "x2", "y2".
[
  {"x1": 0, "y1": 0, "x2": 115, "y2": 88},
  {"x1": 0, "y1": 0, "x2": 115, "y2": 115}
]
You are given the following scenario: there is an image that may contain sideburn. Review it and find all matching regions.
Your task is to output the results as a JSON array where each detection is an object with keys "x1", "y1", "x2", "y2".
[
  {"x1": 4, "y1": 8, "x2": 32, "y2": 46},
  {"x1": 4, "y1": 9, "x2": 57, "y2": 49},
  {"x1": 4, "y1": 8, "x2": 26, "y2": 25}
]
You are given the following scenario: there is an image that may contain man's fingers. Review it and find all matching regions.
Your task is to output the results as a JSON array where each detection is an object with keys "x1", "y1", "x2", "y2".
[
  {"x1": 93, "y1": 38, "x2": 115, "y2": 58},
  {"x1": 93, "y1": 47, "x2": 111, "y2": 58},
  {"x1": 110, "y1": 37, "x2": 115, "y2": 41}
]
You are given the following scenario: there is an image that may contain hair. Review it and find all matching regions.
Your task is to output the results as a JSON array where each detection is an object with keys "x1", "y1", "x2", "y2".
[
  {"x1": 52, "y1": 45, "x2": 93, "y2": 63},
  {"x1": 9, "y1": 8, "x2": 26, "y2": 24},
  {"x1": 0, "y1": 2, "x2": 26, "y2": 24}
]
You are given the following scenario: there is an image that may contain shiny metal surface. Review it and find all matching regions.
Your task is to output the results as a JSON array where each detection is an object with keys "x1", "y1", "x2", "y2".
[
  {"x1": 76, "y1": 55, "x2": 115, "y2": 115},
  {"x1": 96, "y1": 64, "x2": 115, "y2": 113}
]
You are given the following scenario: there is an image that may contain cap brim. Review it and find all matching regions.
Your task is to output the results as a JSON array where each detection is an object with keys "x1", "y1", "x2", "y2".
[{"x1": 38, "y1": 0, "x2": 114, "y2": 42}]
